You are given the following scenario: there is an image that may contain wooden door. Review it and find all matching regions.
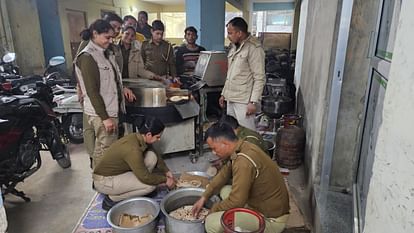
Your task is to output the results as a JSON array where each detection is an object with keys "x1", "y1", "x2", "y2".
[{"x1": 66, "y1": 9, "x2": 87, "y2": 59}]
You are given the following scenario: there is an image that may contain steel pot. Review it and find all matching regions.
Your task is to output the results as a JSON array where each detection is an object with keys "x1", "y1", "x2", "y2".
[
  {"x1": 261, "y1": 95, "x2": 294, "y2": 119},
  {"x1": 264, "y1": 140, "x2": 276, "y2": 158},
  {"x1": 130, "y1": 87, "x2": 167, "y2": 107},
  {"x1": 161, "y1": 188, "x2": 220, "y2": 233},
  {"x1": 107, "y1": 197, "x2": 160, "y2": 233}
]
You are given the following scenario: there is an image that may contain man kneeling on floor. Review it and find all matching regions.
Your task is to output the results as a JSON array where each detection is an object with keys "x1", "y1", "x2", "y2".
[
  {"x1": 93, "y1": 116, "x2": 176, "y2": 210},
  {"x1": 192, "y1": 123, "x2": 290, "y2": 233}
]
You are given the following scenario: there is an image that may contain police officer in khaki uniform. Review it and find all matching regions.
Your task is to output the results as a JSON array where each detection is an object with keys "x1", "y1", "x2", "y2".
[
  {"x1": 219, "y1": 17, "x2": 265, "y2": 131},
  {"x1": 220, "y1": 115, "x2": 268, "y2": 154},
  {"x1": 192, "y1": 123, "x2": 290, "y2": 233},
  {"x1": 93, "y1": 116, "x2": 175, "y2": 211},
  {"x1": 75, "y1": 20, "x2": 124, "y2": 168},
  {"x1": 141, "y1": 20, "x2": 177, "y2": 82}
]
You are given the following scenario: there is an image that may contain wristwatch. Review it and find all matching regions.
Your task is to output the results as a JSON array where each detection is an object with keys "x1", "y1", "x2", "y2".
[{"x1": 250, "y1": 101, "x2": 257, "y2": 105}]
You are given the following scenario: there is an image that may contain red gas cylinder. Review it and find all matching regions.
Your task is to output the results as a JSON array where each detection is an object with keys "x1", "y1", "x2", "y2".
[
  {"x1": 221, "y1": 208, "x2": 265, "y2": 233},
  {"x1": 275, "y1": 114, "x2": 306, "y2": 169}
]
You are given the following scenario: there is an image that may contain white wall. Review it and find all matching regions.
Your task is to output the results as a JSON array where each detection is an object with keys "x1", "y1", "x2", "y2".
[
  {"x1": 363, "y1": 0, "x2": 414, "y2": 232},
  {"x1": 293, "y1": 0, "x2": 308, "y2": 87}
]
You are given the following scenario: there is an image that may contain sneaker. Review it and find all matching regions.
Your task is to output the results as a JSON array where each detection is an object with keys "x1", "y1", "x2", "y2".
[{"x1": 102, "y1": 195, "x2": 118, "y2": 211}]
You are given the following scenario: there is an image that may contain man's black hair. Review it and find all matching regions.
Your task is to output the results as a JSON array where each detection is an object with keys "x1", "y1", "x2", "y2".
[
  {"x1": 219, "y1": 115, "x2": 239, "y2": 130},
  {"x1": 123, "y1": 15, "x2": 137, "y2": 23},
  {"x1": 226, "y1": 17, "x2": 248, "y2": 33},
  {"x1": 122, "y1": 25, "x2": 136, "y2": 33},
  {"x1": 134, "y1": 115, "x2": 165, "y2": 135},
  {"x1": 102, "y1": 12, "x2": 123, "y2": 24},
  {"x1": 152, "y1": 20, "x2": 165, "y2": 32},
  {"x1": 184, "y1": 26, "x2": 198, "y2": 35},
  {"x1": 138, "y1": 11, "x2": 148, "y2": 20},
  {"x1": 205, "y1": 122, "x2": 238, "y2": 142}
]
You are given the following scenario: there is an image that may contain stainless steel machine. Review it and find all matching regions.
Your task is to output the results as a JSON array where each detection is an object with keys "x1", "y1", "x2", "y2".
[
  {"x1": 192, "y1": 51, "x2": 228, "y2": 158},
  {"x1": 193, "y1": 51, "x2": 227, "y2": 87},
  {"x1": 123, "y1": 79, "x2": 199, "y2": 155}
]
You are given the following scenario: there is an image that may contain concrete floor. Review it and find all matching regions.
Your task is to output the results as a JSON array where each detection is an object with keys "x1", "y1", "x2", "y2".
[
  {"x1": 3, "y1": 144, "x2": 95, "y2": 233},
  {"x1": 3, "y1": 143, "x2": 310, "y2": 233},
  {"x1": 3, "y1": 143, "x2": 215, "y2": 233}
]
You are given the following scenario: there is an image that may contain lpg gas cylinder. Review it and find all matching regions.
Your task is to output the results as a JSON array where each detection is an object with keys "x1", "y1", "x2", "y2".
[{"x1": 275, "y1": 114, "x2": 305, "y2": 169}]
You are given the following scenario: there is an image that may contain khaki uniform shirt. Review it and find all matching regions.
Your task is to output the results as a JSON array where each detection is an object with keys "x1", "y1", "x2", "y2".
[
  {"x1": 93, "y1": 134, "x2": 170, "y2": 185},
  {"x1": 203, "y1": 140, "x2": 289, "y2": 218},
  {"x1": 114, "y1": 32, "x2": 146, "y2": 44},
  {"x1": 113, "y1": 41, "x2": 158, "y2": 80},
  {"x1": 141, "y1": 39, "x2": 176, "y2": 77},
  {"x1": 221, "y1": 35, "x2": 265, "y2": 104},
  {"x1": 237, "y1": 126, "x2": 268, "y2": 154}
]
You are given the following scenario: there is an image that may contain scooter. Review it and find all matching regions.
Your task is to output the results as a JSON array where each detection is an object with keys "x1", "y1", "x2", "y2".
[{"x1": 53, "y1": 85, "x2": 83, "y2": 144}]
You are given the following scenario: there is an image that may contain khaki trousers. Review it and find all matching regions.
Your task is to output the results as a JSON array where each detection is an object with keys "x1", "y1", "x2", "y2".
[
  {"x1": 205, "y1": 185, "x2": 289, "y2": 233},
  {"x1": 93, "y1": 151, "x2": 158, "y2": 202},
  {"x1": 83, "y1": 112, "x2": 95, "y2": 158},
  {"x1": 226, "y1": 102, "x2": 257, "y2": 131},
  {"x1": 87, "y1": 115, "x2": 118, "y2": 168}
]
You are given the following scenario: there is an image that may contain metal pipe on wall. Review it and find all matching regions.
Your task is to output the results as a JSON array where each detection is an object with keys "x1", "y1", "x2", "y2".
[{"x1": 320, "y1": 0, "x2": 355, "y2": 196}]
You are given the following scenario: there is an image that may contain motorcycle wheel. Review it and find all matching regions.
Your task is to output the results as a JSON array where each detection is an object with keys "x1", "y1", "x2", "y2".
[
  {"x1": 50, "y1": 126, "x2": 71, "y2": 168},
  {"x1": 56, "y1": 144, "x2": 71, "y2": 168},
  {"x1": 64, "y1": 114, "x2": 83, "y2": 144}
]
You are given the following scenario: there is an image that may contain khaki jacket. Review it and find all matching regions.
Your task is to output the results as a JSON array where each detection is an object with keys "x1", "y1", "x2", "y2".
[
  {"x1": 94, "y1": 133, "x2": 170, "y2": 185},
  {"x1": 202, "y1": 140, "x2": 289, "y2": 218},
  {"x1": 75, "y1": 41, "x2": 123, "y2": 118},
  {"x1": 222, "y1": 35, "x2": 265, "y2": 104},
  {"x1": 113, "y1": 41, "x2": 157, "y2": 80}
]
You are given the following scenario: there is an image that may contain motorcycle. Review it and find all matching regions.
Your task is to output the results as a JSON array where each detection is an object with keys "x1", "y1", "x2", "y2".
[
  {"x1": 53, "y1": 85, "x2": 83, "y2": 144},
  {"x1": 1, "y1": 55, "x2": 83, "y2": 144},
  {"x1": 0, "y1": 57, "x2": 71, "y2": 202}
]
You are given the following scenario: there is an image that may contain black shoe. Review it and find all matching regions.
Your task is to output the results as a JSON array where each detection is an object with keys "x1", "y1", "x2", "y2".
[
  {"x1": 144, "y1": 189, "x2": 158, "y2": 198},
  {"x1": 102, "y1": 195, "x2": 118, "y2": 211}
]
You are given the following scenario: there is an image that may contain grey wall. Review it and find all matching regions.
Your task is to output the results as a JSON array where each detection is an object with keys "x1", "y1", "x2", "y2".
[
  {"x1": 296, "y1": 0, "x2": 340, "y2": 186},
  {"x1": 6, "y1": 0, "x2": 45, "y2": 74},
  {"x1": 330, "y1": 0, "x2": 381, "y2": 188},
  {"x1": 298, "y1": 0, "x2": 382, "y2": 190}
]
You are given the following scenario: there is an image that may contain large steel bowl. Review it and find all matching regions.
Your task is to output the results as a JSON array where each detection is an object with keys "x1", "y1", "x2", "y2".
[
  {"x1": 107, "y1": 197, "x2": 160, "y2": 233},
  {"x1": 264, "y1": 140, "x2": 276, "y2": 158},
  {"x1": 185, "y1": 171, "x2": 212, "y2": 180},
  {"x1": 161, "y1": 188, "x2": 220, "y2": 233}
]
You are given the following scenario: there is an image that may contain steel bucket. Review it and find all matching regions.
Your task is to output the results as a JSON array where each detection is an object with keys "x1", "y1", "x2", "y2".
[
  {"x1": 161, "y1": 188, "x2": 219, "y2": 233},
  {"x1": 107, "y1": 197, "x2": 160, "y2": 233}
]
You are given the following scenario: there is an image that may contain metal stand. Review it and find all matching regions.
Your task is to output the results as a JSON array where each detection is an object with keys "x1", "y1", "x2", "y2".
[{"x1": 195, "y1": 86, "x2": 223, "y2": 161}]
